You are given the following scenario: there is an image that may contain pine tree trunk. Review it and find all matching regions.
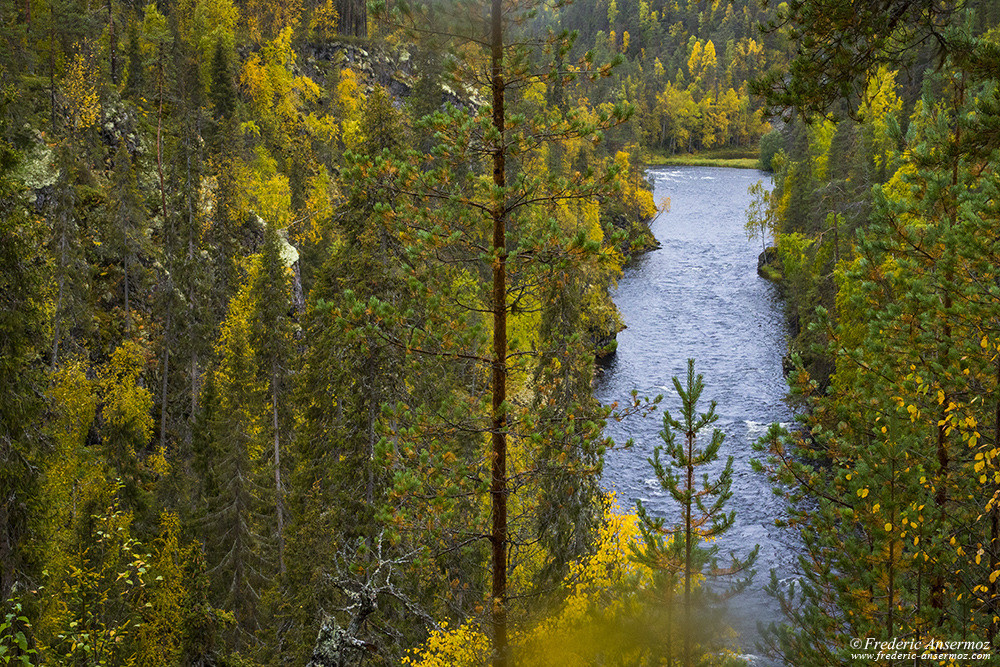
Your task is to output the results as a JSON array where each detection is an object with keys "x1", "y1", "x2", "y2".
[
  {"x1": 157, "y1": 47, "x2": 168, "y2": 224},
  {"x1": 273, "y1": 362, "x2": 285, "y2": 576},
  {"x1": 990, "y1": 358, "x2": 1000, "y2": 649},
  {"x1": 107, "y1": 0, "x2": 117, "y2": 84},
  {"x1": 161, "y1": 308, "x2": 170, "y2": 450},
  {"x1": 684, "y1": 429, "x2": 693, "y2": 667},
  {"x1": 489, "y1": 0, "x2": 508, "y2": 663}
]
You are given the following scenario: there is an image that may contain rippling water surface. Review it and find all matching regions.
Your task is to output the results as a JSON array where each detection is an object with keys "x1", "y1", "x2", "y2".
[{"x1": 595, "y1": 166, "x2": 796, "y2": 661}]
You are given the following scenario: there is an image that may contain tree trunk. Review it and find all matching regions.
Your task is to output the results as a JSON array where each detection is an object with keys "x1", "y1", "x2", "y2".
[
  {"x1": 683, "y1": 429, "x2": 693, "y2": 667},
  {"x1": 157, "y1": 47, "x2": 168, "y2": 224},
  {"x1": 108, "y1": 0, "x2": 117, "y2": 84},
  {"x1": 990, "y1": 358, "x2": 1000, "y2": 649},
  {"x1": 489, "y1": 0, "x2": 508, "y2": 663},
  {"x1": 273, "y1": 361, "x2": 285, "y2": 576},
  {"x1": 161, "y1": 308, "x2": 171, "y2": 450}
]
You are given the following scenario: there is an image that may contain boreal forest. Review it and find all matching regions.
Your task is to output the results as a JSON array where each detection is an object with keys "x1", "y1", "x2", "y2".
[{"x1": 2, "y1": 0, "x2": 1000, "y2": 664}]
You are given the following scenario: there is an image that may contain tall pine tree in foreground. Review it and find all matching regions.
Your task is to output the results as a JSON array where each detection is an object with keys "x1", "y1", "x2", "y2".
[{"x1": 342, "y1": 1, "x2": 638, "y2": 663}]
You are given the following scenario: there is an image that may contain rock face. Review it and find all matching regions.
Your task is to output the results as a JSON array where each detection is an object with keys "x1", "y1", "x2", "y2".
[
  {"x1": 757, "y1": 246, "x2": 779, "y2": 279},
  {"x1": 593, "y1": 331, "x2": 621, "y2": 360},
  {"x1": 303, "y1": 41, "x2": 418, "y2": 103}
]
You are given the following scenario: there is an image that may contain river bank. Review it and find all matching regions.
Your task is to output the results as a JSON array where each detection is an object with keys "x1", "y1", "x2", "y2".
[{"x1": 646, "y1": 147, "x2": 761, "y2": 169}]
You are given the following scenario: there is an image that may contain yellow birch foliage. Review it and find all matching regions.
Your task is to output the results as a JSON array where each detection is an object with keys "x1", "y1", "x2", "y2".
[
  {"x1": 309, "y1": 0, "x2": 339, "y2": 41},
  {"x1": 134, "y1": 514, "x2": 190, "y2": 666},
  {"x1": 687, "y1": 40, "x2": 703, "y2": 80},
  {"x1": 245, "y1": 0, "x2": 303, "y2": 45},
  {"x1": 298, "y1": 164, "x2": 340, "y2": 246},
  {"x1": 807, "y1": 118, "x2": 837, "y2": 181},
  {"x1": 247, "y1": 146, "x2": 293, "y2": 227},
  {"x1": 613, "y1": 150, "x2": 657, "y2": 222},
  {"x1": 100, "y1": 340, "x2": 155, "y2": 447},
  {"x1": 214, "y1": 257, "x2": 268, "y2": 460},
  {"x1": 404, "y1": 504, "x2": 653, "y2": 667},
  {"x1": 175, "y1": 0, "x2": 239, "y2": 84},
  {"x1": 241, "y1": 26, "x2": 321, "y2": 142},
  {"x1": 37, "y1": 358, "x2": 106, "y2": 598},
  {"x1": 336, "y1": 68, "x2": 364, "y2": 150},
  {"x1": 64, "y1": 51, "x2": 101, "y2": 130},
  {"x1": 860, "y1": 67, "x2": 903, "y2": 171}
]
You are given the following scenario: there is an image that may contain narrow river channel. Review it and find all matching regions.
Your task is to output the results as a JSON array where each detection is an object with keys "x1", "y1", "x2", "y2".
[{"x1": 595, "y1": 166, "x2": 797, "y2": 662}]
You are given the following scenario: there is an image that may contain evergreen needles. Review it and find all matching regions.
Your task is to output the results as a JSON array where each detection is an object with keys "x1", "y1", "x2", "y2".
[{"x1": 633, "y1": 359, "x2": 758, "y2": 667}]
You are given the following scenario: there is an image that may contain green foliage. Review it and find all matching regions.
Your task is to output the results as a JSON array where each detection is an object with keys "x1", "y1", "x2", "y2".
[
  {"x1": 744, "y1": 179, "x2": 776, "y2": 253},
  {"x1": 633, "y1": 360, "x2": 757, "y2": 666},
  {"x1": 757, "y1": 128, "x2": 784, "y2": 171},
  {"x1": 753, "y1": 10, "x2": 1000, "y2": 663},
  {"x1": 752, "y1": 0, "x2": 959, "y2": 119},
  {"x1": 0, "y1": 92, "x2": 46, "y2": 605},
  {"x1": 0, "y1": 601, "x2": 37, "y2": 666},
  {"x1": 0, "y1": 0, "x2": 669, "y2": 662},
  {"x1": 18, "y1": 0, "x2": 1000, "y2": 663},
  {"x1": 38, "y1": 495, "x2": 152, "y2": 665}
]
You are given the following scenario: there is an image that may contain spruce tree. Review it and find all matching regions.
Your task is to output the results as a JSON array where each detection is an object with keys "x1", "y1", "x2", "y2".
[{"x1": 0, "y1": 112, "x2": 46, "y2": 604}]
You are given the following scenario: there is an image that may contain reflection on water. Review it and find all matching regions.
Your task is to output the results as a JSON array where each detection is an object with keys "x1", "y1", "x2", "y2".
[{"x1": 596, "y1": 166, "x2": 796, "y2": 662}]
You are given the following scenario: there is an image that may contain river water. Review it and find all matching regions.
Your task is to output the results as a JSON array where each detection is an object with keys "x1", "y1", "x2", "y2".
[{"x1": 595, "y1": 166, "x2": 796, "y2": 661}]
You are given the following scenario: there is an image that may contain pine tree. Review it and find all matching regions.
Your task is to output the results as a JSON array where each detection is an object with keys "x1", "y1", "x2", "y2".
[
  {"x1": 633, "y1": 359, "x2": 757, "y2": 667},
  {"x1": 366, "y1": 3, "x2": 633, "y2": 662},
  {"x1": 282, "y1": 91, "x2": 431, "y2": 663},
  {"x1": 48, "y1": 145, "x2": 91, "y2": 369},
  {"x1": 754, "y1": 47, "x2": 1000, "y2": 663},
  {"x1": 106, "y1": 142, "x2": 148, "y2": 336}
]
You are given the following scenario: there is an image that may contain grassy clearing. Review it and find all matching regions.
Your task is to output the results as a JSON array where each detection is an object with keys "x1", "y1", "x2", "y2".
[{"x1": 645, "y1": 147, "x2": 762, "y2": 170}]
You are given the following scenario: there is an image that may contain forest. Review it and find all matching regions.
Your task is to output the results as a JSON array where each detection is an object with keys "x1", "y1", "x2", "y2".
[{"x1": 1, "y1": 0, "x2": 1000, "y2": 665}]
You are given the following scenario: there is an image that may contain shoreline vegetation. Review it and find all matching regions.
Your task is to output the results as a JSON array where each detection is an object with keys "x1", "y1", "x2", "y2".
[{"x1": 646, "y1": 147, "x2": 762, "y2": 170}]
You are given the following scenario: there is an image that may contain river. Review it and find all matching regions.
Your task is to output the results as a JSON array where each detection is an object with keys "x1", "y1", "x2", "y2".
[{"x1": 595, "y1": 166, "x2": 796, "y2": 662}]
